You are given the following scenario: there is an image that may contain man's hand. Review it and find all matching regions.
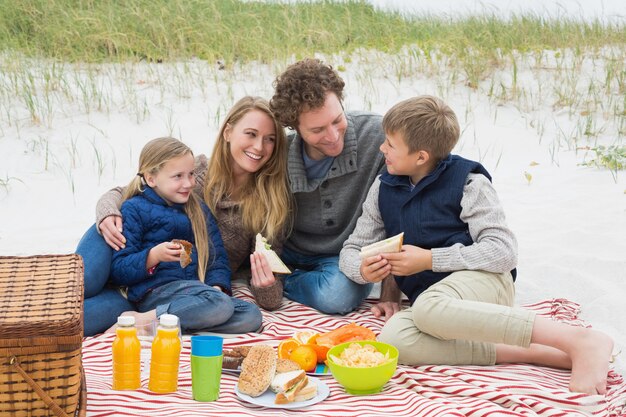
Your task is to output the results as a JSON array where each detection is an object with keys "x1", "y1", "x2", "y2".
[
  {"x1": 359, "y1": 254, "x2": 391, "y2": 283},
  {"x1": 250, "y1": 252, "x2": 277, "y2": 288},
  {"x1": 99, "y1": 215, "x2": 126, "y2": 251},
  {"x1": 371, "y1": 276, "x2": 403, "y2": 322},
  {"x1": 382, "y1": 245, "x2": 432, "y2": 276}
]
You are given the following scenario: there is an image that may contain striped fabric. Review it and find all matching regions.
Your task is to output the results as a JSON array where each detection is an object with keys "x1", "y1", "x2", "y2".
[{"x1": 83, "y1": 283, "x2": 626, "y2": 416}]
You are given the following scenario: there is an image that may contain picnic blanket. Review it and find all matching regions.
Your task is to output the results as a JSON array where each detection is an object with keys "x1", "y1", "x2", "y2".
[{"x1": 83, "y1": 283, "x2": 626, "y2": 416}]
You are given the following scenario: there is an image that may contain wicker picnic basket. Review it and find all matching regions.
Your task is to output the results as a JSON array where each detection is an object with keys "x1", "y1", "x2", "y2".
[{"x1": 0, "y1": 254, "x2": 86, "y2": 417}]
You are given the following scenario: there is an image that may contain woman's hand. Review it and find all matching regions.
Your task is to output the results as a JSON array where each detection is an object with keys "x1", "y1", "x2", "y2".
[
  {"x1": 359, "y1": 254, "x2": 391, "y2": 283},
  {"x1": 98, "y1": 215, "x2": 126, "y2": 251},
  {"x1": 250, "y1": 252, "x2": 276, "y2": 288}
]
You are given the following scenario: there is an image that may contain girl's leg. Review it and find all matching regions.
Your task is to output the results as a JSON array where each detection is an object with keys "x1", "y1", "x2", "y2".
[
  {"x1": 208, "y1": 297, "x2": 262, "y2": 334},
  {"x1": 137, "y1": 280, "x2": 235, "y2": 333}
]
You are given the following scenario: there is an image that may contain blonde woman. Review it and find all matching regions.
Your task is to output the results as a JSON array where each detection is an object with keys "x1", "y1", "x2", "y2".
[
  {"x1": 77, "y1": 97, "x2": 291, "y2": 335},
  {"x1": 110, "y1": 137, "x2": 262, "y2": 334}
]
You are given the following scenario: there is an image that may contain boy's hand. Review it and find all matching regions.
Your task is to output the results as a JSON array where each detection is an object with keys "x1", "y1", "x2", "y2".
[
  {"x1": 382, "y1": 245, "x2": 432, "y2": 276},
  {"x1": 359, "y1": 254, "x2": 391, "y2": 283}
]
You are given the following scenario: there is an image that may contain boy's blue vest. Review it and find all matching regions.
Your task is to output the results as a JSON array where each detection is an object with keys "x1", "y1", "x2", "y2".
[{"x1": 378, "y1": 154, "x2": 515, "y2": 305}]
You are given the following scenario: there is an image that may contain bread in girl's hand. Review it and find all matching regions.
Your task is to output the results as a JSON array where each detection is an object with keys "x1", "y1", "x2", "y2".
[
  {"x1": 172, "y1": 239, "x2": 193, "y2": 267},
  {"x1": 359, "y1": 232, "x2": 404, "y2": 259}
]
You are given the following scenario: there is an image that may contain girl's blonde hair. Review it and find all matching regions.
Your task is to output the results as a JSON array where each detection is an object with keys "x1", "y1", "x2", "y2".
[
  {"x1": 123, "y1": 137, "x2": 209, "y2": 282},
  {"x1": 204, "y1": 96, "x2": 291, "y2": 243}
]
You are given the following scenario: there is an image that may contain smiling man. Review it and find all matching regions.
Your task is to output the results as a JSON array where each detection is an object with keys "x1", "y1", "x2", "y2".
[{"x1": 269, "y1": 59, "x2": 386, "y2": 314}]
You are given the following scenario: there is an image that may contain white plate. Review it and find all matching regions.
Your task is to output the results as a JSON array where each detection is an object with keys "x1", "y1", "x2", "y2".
[{"x1": 235, "y1": 377, "x2": 330, "y2": 409}]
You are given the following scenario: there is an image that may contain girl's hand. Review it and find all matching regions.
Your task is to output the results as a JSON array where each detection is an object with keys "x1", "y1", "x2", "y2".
[
  {"x1": 250, "y1": 252, "x2": 276, "y2": 288},
  {"x1": 148, "y1": 241, "x2": 183, "y2": 267},
  {"x1": 382, "y1": 245, "x2": 432, "y2": 276},
  {"x1": 360, "y1": 254, "x2": 391, "y2": 283}
]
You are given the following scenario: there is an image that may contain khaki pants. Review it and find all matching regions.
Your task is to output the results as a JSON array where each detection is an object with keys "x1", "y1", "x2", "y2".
[{"x1": 379, "y1": 270, "x2": 535, "y2": 366}]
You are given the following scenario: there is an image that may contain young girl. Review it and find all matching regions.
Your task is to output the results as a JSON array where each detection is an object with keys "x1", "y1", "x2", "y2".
[{"x1": 110, "y1": 137, "x2": 262, "y2": 334}]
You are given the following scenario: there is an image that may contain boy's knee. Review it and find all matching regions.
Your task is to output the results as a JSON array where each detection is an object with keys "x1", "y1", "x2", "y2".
[{"x1": 379, "y1": 313, "x2": 422, "y2": 365}]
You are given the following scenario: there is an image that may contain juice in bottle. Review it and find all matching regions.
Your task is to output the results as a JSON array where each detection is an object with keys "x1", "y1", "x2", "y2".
[
  {"x1": 112, "y1": 316, "x2": 141, "y2": 390},
  {"x1": 148, "y1": 314, "x2": 181, "y2": 393}
]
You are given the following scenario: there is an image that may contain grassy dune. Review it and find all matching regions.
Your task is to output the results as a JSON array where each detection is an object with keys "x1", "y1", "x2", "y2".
[{"x1": 1, "y1": 0, "x2": 624, "y2": 65}]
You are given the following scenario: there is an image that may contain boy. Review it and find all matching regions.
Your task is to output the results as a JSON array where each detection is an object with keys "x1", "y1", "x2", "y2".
[{"x1": 339, "y1": 96, "x2": 613, "y2": 395}]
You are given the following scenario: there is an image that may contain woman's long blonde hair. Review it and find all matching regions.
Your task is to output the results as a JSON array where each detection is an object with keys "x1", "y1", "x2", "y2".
[
  {"x1": 204, "y1": 96, "x2": 291, "y2": 243},
  {"x1": 123, "y1": 137, "x2": 209, "y2": 282}
]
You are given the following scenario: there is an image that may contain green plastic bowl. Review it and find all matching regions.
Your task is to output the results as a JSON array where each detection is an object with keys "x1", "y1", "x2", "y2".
[{"x1": 326, "y1": 340, "x2": 398, "y2": 395}]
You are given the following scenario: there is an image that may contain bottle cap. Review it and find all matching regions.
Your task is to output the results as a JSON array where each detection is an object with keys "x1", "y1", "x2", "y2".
[
  {"x1": 159, "y1": 314, "x2": 179, "y2": 327},
  {"x1": 117, "y1": 316, "x2": 135, "y2": 326}
]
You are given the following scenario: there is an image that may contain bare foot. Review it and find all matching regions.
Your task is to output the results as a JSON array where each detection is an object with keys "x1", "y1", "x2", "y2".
[
  {"x1": 568, "y1": 329, "x2": 614, "y2": 395},
  {"x1": 104, "y1": 310, "x2": 157, "y2": 334}
]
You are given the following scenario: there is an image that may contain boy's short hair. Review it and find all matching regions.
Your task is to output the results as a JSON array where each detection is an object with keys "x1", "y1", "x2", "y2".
[
  {"x1": 270, "y1": 58, "x2": 345, "y2": 130},
  {"x1": 382, "y1": 95, "x2": 460, "y2": 161}
]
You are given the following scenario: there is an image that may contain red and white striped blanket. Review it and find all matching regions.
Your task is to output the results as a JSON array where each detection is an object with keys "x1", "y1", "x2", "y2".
[{"x1": 83, "y1": 284, "x2": 626, "y2": 416}]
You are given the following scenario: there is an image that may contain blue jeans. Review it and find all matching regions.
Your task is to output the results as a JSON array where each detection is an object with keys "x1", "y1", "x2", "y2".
[
  {"x1": 76, "y1": 224, "x2": 133, "y2": 336},
  {"x1": 281, "y1": 247, "x2": 372, "y2": 314},
  {"x1": 138, "y1": 280, "x2": 262, "y2": 334}
]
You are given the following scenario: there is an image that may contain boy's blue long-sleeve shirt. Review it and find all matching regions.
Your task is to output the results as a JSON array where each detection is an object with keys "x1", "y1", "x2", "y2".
[{"x1": 111, "y1": 186, "x2": 231, "y2": 302}]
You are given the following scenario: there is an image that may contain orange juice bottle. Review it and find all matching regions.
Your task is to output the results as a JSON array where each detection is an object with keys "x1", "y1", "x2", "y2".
[
  {"x1": 112, "y1": 316, "x2": 141, "y2": 390},
  {"x1": 148, "y1": 314, "x2": 181, "y2": 393}
]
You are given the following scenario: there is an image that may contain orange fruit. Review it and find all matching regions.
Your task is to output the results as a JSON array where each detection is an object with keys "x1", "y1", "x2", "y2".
[
  {"x1": 306, "y1": 334, "x2": 329, "y2": 363},
  {"x1": 289, "y1": 345, "x2": 317, "y2": 372},
  {"x1": 277, "y1": 338, "x2": 300, "y2": 359},
  {"x1": 310, "y1": 343, "x2": 330, "y2": 363},
  {"x1": 293, "y1": 331, "x2": 317, "y2": 345}
]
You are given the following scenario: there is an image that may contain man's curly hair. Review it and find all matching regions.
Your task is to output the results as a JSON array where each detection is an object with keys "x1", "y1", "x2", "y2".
[{"x1": 270, "y1": 58, "x2": 345, "y2": 130}]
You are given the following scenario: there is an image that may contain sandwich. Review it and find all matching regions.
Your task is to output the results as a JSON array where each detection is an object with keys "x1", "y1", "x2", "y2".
[
  {"x1": 254, "y1": 233, "x2": 291, "y2": 274},
  {"x1": 237, "y1": 345, "x2": 277, "y2": 397},
  {"x1": 275, "y1": 358, "x2": 301, "y2": 373},
  {"x1": 359, "y1": 232, "x2": 404, "y2": 259},
  {"x1": 172, "y1": 239, "x2": 193, "y2": 267},
  {"x1": 292, "y1": 378, "x2": 318, "y2": 402},
  {"x1": 270, "y1": 370, "x2": 317, "y2": 404}
]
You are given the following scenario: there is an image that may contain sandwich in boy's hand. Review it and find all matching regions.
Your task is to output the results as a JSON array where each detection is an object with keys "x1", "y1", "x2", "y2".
[
  {"x1": 172, "y1": 239, "x2": 193, "y2": 267},
  {"x1": 359, "y1": 232, "x2": 404, "y2": 259},
  {"x1": 254, "y1": 233, "x2": 291, "y2": 274}
]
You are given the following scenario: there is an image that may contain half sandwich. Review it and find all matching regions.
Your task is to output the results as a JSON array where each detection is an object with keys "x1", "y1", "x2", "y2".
[
  {"x1": 359, "y1": 232, "x2": 404, "y2": 259},
  {"x1": 254, "y1": 233, "x2": 291, "y2": 274},
  {"x1": 270, "y1": 369, "x2": 317, "y2": 404}
]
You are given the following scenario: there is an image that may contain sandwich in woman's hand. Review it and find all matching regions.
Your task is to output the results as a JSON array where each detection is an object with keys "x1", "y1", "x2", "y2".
[
  {"x1": 172, "y1": 239, "x2": 193, "y2": 267},
  {"x1": 359, "y1": 232, "x2": 404, "y2": 259},
  {"x1": 254, "y1": 233, "x2": 291, "y2": 274}
]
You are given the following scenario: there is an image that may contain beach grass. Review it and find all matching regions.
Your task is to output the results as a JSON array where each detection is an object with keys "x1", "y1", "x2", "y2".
[
  {"x1": 1, "y1": 0, "x2": 624, "y2": 65},
  {"x1": 0, "y1": 0, "x2": 624, "y2": 181}
]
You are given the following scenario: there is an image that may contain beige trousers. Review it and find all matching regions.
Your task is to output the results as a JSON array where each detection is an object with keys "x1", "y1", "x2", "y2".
[{"x1": 379, "y1": 270, "x2": 536, "y2": 366}]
